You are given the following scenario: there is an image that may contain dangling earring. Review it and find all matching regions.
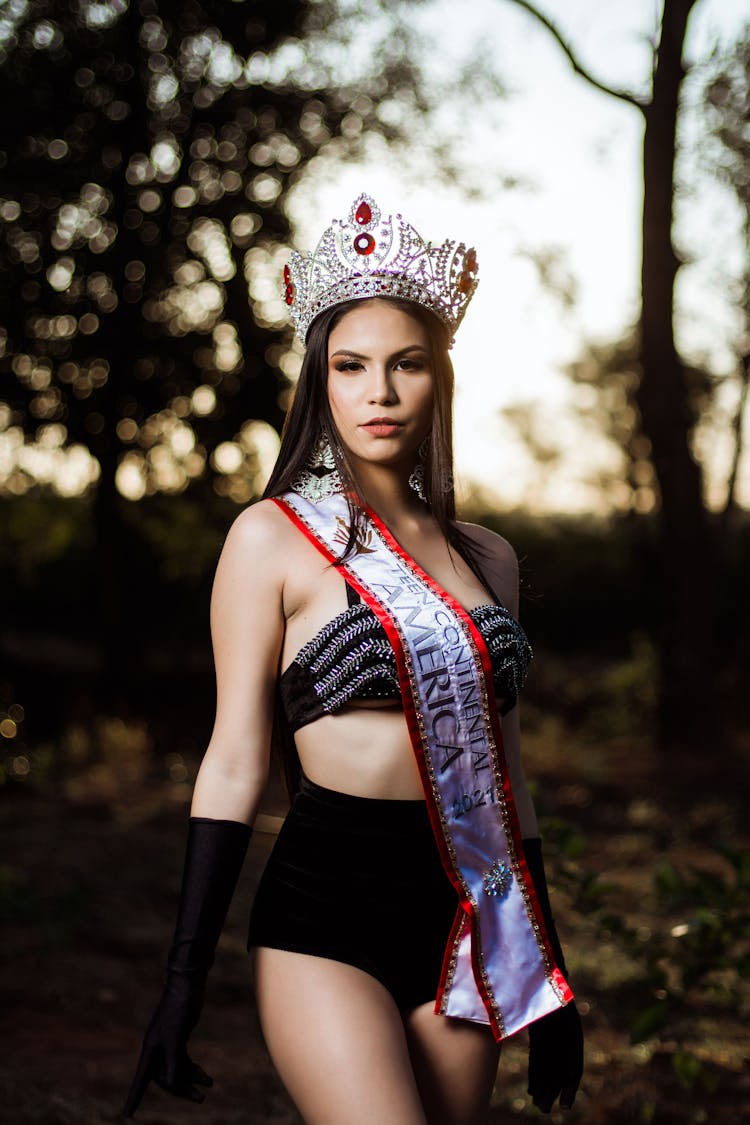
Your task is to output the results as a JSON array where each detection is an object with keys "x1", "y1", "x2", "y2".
[
  {"x1": 408, "y1": 437, "x2": 429, "y2": 503},
  {"x1": 290, "y1": 427, "x2": 344, "y2": 502},
  {"x1": 309, "y1": 430, "x2": 336, "y2": 471}
]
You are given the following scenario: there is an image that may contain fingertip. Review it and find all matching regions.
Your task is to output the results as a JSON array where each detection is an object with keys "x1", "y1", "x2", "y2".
[
  {"x1": 532, "y1": 1096, "x2": 554, "y2": 1114},
  {"x1": 560, "y1": 1085, "x2": 578, "y2": 1110}
]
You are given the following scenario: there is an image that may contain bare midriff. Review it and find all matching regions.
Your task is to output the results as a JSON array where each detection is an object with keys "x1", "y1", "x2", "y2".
[
  {"x1": 293, "y1": 702, "x2": 427, "y2": 801},
  {"x1": 279, "y1": 512, "x2": 508, "y2": 802}
]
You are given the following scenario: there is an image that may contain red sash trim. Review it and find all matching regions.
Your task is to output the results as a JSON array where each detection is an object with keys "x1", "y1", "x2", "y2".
[
  {"x1": 272, "y1": 497, "x2": 501, "y2": 1028},
  {"x1": 272, "y1": 495, "x2": 572, "y2": 1035},
  {"x1": 362, "y1": 506, "x2": 507, "y2": 1027},
  {"x1": 364, "y1": 506, "x2": 572, "y2": 1011}
]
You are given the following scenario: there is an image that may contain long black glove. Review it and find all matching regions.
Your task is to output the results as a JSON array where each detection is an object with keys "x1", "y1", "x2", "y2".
[
  {"x1": 523, "y1": 837, "x2": 584, "y2": 1114},
  {"x1": 122, "y1": 817, "x2": 252, "y2": 1118}
]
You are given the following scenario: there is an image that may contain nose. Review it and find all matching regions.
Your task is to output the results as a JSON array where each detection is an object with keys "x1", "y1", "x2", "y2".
[{"x1": 367, "y1": 363, "x2": 397, "y2": 405}]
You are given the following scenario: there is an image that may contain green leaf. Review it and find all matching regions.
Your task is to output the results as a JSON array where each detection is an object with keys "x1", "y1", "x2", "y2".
[
  {"x1": 672, "y1": 1050, "x2": 702, "y2": 1090},
  {"x1": 629, "y1": 1001, "x2": 669, "y2": 1044}
]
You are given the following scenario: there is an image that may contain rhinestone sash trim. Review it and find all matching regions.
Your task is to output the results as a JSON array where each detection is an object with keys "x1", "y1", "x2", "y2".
[{"x1": 274, "y1": 492, "x2": 573, "y2": 1041}]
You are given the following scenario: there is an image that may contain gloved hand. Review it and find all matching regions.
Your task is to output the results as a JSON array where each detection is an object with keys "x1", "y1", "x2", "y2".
[
  {"x1": 527, "y1": 999, "x2": 584, "y2": 1113},
  {"x1": 122, "y1": 817, "x2": 252, "y2": 1117},
  {"x1": 522, "y1": 837, "x2": 584, "y2": 1114},
  {"x1": 123, "y1": 974, "x2": 213, "y2": 1110}
]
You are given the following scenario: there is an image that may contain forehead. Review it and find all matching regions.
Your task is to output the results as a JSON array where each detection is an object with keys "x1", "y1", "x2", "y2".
[{"x1": 328, "y1": 299, "x2": 429, "y2": 353}]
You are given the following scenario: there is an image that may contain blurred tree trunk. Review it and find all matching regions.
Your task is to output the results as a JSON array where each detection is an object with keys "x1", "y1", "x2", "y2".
[
  {"x1": 637, "y1": 0, "x2": 716, "y2": 748},
  {"x1": 508, "y1": 0, "x2": 717, "y2": 749}
]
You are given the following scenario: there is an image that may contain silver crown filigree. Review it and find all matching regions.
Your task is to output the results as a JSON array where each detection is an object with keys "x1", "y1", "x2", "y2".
[{"x1": 283, "y1": 194, "x2": 479, "y2": 348}]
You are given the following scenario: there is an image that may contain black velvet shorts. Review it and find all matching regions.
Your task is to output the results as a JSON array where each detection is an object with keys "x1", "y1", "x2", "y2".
[{"x1": 247, "y1": 773, "x2": 459, "y2": 1012}]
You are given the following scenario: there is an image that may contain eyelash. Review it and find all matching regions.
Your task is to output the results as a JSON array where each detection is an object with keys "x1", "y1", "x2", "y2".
[{"x1": 333, "y1": 358, "x2": 427, "y2": 373}]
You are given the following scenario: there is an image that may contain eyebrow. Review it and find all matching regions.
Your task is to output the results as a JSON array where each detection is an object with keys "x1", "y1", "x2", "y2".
[{"x1": 329, "y1": 345, "x2": 429, "y2": 361}]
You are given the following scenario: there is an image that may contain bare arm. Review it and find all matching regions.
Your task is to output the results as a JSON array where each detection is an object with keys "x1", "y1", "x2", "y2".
[{"x1": 190, "y1": 501, "x2": 286, "y2": 825}]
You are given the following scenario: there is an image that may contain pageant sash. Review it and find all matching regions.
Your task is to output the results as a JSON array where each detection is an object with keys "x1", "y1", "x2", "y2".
[{"x1": 275, "y1": 490, "x2": 572, "y2": 1039}]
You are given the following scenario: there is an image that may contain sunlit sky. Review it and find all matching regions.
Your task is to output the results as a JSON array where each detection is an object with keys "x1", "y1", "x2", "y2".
[{"x1": 287, "y1": 0, "x2": 750, "y2": 514}]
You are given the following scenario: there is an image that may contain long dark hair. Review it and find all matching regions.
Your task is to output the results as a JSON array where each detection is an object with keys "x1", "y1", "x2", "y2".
[
  {"x1": 263, "y1": 295, "x2": 488, "y2": 796},
  {"x1": 263, "y1": 295, "x2": 475, "y2": 557}
]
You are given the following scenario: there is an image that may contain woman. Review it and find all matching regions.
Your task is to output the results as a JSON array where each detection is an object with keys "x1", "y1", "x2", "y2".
[{"x1": 123, "y1": 195, "x2": 583, "y2": 1123}]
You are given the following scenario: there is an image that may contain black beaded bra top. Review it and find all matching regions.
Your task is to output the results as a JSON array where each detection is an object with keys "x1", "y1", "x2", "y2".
[{"x1": 279, "y1": 578, "x2": 532, "y2": 734}]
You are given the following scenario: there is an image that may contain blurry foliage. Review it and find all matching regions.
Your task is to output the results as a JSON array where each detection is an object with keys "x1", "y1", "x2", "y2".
[
  {"x1": 564, "y1": 334, "x2": 713, "y2": 518},
  {"x1": 498, "y1": 2, "x2": 739, "y2": 752},
  {"x1": 472, "y1": 506, "x2": 660, "y2": 652},
  {"x1": 0, "y1": 0, "x2": 513, "y2": 702},
  {"x1": 2, "y1": 498, "x2": 749, "y2": 800},
  {"x1": 0, "y1": 0, "x2": 436, "y2": 506},
  {"x1": 702, "y1": 24, "x2": 750, "y2": 265},
  {"x1": 475, "y1": 503, "x2": 750, "y2": 728},
  {"x1": 536, "y1": 635, "x2": 659, "y2": 743},
  {"x1": 536, "y1": 806, "x2": 750, "y2": 1106},
  {"x1": 0, "y1": 491, "x2": 93, "y2": 576},
  {"x1": 512, "y1": 17, "x2": 750, "y2": 527},
  {"x1": 599, "y1": 848, "x2": 750, "y2": 1092}
]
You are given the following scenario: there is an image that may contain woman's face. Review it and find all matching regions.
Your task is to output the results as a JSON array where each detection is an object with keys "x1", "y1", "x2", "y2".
[{"x1": 326, "y1": 299, "x2": 434, "y2": 471}]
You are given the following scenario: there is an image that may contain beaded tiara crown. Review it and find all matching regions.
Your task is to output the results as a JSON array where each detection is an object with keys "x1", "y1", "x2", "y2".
[{"x1": 283, "y1": 194, "x2": 478, "y2": 348}]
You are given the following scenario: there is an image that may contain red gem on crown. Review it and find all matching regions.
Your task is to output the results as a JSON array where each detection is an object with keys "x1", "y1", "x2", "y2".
[
  {"x1": 354, "y1": 232, "x2": 375, "y2": 256},
  {"x1": 354, "y1": 201, "x2": 372, "y2": 226},
  {"x1": 283, "y1": 263, "x2": 295, "y2": 304}
]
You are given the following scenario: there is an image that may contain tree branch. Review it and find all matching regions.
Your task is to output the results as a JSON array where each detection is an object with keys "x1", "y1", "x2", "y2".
[
  {"x1": 722, "y1": 350, "x2": 750, "y2": 521},
  {"x1": 503, "y1": 0, "x2": 649, "y2": 111}
]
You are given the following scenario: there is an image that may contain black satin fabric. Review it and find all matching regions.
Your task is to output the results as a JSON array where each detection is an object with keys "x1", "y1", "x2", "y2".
[
  {"x1": 247, "y1": 773, "x2": 459, "y2": 1012},
  {"x1": 278, "y1": 575, "x2": 532, "y2": 734}
]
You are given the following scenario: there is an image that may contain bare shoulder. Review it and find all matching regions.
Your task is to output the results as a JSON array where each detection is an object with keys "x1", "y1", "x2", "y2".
[
  {"x1": 213, "y1": 499, "x2": 295, "y2": 600},
  {"x1": 220, "y1": 499, "x2": 299, "y2": 571},
  {"x1": 223, "y1": 497, "x2": 294, "y2": 554},
  {"x1": 457, "y1": 520, "x2": 519, "y2": 571},
  {"x1": 457, "y1": 520, "x2": 520, "y2": 612}
]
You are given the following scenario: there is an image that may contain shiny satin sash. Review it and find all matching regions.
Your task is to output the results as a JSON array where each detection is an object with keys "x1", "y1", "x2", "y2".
[{"x1": 274, "y1": 490, "x2": 572, "y2": 1039}]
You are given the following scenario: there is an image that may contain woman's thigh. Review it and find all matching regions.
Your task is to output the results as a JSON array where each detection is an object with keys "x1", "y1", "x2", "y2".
[
  {"x1": 252, "y1": 947, "x2": 428, "y2": 1125},
  {"x1": 404, "y1": 1002, "x2": 501, "y2": 1125}
]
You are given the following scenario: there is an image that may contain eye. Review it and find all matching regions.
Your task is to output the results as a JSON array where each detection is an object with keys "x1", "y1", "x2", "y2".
[
  {"x1": 395, "y1": 355, "x2": 428, "y2": 372},
  {"x1": 333, "y1": 359, "x2": 363, "y2": 373}
]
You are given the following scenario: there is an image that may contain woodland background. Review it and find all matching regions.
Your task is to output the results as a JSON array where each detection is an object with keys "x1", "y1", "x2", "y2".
[{"x1": 1, "y1": 1, "x2": 749, "y2": 1122}]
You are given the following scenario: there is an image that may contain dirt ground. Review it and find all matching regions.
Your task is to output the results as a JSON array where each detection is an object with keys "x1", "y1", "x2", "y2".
[{"x1": 1, "y1": 719, "x2": 748, "y2": 1125}]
